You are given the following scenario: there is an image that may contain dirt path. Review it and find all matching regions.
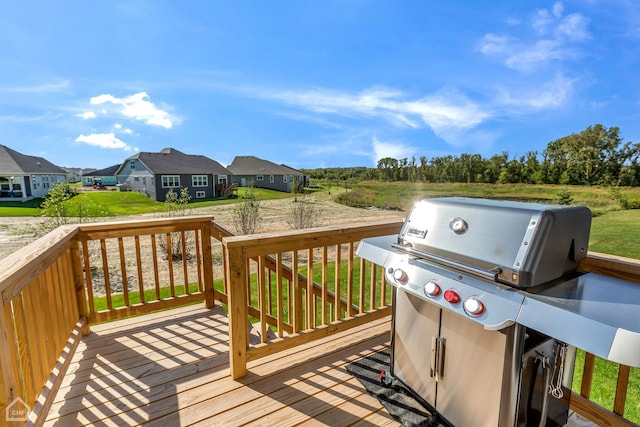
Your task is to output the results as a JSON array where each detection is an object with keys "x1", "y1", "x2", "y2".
[{"x1": 0, "y1": 192, "x2": 405, "y2": 260}]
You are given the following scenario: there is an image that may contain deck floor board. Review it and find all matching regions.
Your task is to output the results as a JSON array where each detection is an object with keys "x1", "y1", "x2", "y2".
[{"x1": 45, "y1": 305, "x2": 398, "y2": 426}]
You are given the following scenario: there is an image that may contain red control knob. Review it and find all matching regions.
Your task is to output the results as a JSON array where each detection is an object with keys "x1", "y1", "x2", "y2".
[
  {"x1": 443, "y1": 289, "x2": 460, "y2": 304},
  {"x1": 393, "y1": 268, "x2": 409, "y2": 284},
  {"x1": 424, "y1": 280, "x2": 441, "y2": 297},
  {"x1": 464, "y1": 297, "x2": 485, "y2": 316}
]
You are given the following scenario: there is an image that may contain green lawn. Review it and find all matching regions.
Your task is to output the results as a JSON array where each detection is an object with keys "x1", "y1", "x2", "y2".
[
  {"x1": 0, "y1": 198, "x2": 42, "y2": 216},
  {"x1": 0, "y1": 187, "x2": 296, "y2": 217},
  {"x1": 589, "y1": 209, "x2": 640, "y2": 258},
  {"x1": 346, "y1": 181, "x2": 640, "y2": 213}
]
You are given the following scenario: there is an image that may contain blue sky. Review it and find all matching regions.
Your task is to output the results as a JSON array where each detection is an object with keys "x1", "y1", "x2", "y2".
[{"x1": 1, "y1": 1, "x2": 639, "y2": 170}]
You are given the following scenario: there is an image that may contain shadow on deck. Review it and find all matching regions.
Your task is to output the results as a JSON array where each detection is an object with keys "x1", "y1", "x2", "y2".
[{"x1": 45, "y1": 305, "x2": 397, "y2": 426}]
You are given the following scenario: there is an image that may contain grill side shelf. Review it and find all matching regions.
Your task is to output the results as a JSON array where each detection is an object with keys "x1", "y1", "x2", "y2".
[{"x1": 517, "y1": 272, "x2": 640, "y2": 368}]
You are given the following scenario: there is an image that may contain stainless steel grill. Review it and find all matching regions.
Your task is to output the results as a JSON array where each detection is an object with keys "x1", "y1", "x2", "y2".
[{"x1": 357, "y1": 197, "x2": 640, "y2": 427}]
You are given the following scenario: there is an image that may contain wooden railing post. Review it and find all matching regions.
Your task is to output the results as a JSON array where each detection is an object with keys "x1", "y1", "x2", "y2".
[
  {"x1": 70, "y1": 243, "x2": 90, "y2": 336},
  {"x1": 613, "y1": 364, "x2": 630, "y2": 416},
  {"x1": 224, "y1": 242, "x2": 248, "y2": 379},
  {"x1": 0, "y1": 302, "x2": 20, "y2": 420},
  {"x1": 201, "y1": 221, "x2": 215, "y2": 309}
]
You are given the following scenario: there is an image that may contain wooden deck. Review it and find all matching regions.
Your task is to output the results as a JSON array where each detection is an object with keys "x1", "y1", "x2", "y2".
[{"x1": 44, "y1": 304, "x2": 398, "y2": 426}]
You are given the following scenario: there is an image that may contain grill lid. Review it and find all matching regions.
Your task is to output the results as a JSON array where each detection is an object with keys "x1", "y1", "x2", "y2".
[{"x1": 397, "y1": 197, "x2": 592, "y2": 287}]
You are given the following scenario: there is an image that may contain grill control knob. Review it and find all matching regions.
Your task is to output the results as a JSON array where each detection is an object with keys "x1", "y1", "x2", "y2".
[
  {"x1": 443, "y1": 289, "x2": 460, "y2": 304},
  {"x1": 424, "y1": 280, "x2": 441, "y2": 297},
  {"x1": 464, "y1": 297, "x2": 485, "y2": 316},
  {"x1": 393, "y1": 269, "x2": 409, "y2": 284}
]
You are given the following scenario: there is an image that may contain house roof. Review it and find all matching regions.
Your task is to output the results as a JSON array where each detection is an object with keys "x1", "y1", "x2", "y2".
[
  {"x1": 120, "y1": 148, "x2": 231, "y2": 175},
  {"x1": 227, "y1": 156, "x2": 305, "y2": 176},
  {"x1": 84, "y1": 164, "x2": 120, "y2": 176},
  {"x1": 0, "y1": 145, "x2": 66, "y2": 175}
]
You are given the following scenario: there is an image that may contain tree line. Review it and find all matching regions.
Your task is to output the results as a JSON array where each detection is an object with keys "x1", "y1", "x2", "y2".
[{"x1": 304, "y1": 125, "x2": 640, "y2": 186}]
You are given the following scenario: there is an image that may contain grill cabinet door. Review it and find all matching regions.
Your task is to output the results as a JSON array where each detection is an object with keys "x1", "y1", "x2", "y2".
[
  {"x1": 437, "y1": 310, "x2": 507, "y2": 427},
  {"x1": 392, "y1": 289, "x2": 439, "y2": 407},
  {"x1": 392, "y1": 288, "x2": 508, "y2": 427}
]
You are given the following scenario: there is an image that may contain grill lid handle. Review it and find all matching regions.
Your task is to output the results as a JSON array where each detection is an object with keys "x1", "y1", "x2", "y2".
[{"x1": 391, "y1": 243, "x2": 503, "y2": 282}]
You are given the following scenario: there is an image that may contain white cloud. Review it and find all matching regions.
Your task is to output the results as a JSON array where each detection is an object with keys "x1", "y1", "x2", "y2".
[
  {"x1": 505, "y1": 40, "x2": 564, "y2": 71},
  {"x1": 75, "y1": 133, "x2": 134, "y2": 151},
  {"x1": 403, "y1": 90, "x2": 489, "y2": 134},
  {"x1": 496, "y1": 73, "x2": 576, "y2": 109},
  {"x1": 114, "y1": 123, "x2": 134, "y2": 134},
  {"x1": 76, "y1": 111, "x2": 97, "y2": 120},
  {"x1": 479, "y1": 3, "x2": 590, "y2": 71},
  {"x1": 0, "y1": 79, "x2": 70, "y2": 94},
  {"x1": 372, "y1": 137, "x2": 415, "y2": 164},
  {"x1": 262, "y1": 86, "x2": 490, "y2": 145},
  {"x1": 89, "y1": 91, "x2": 176, "y2": 128},
  {"x1": 478, "y1": 34, "x2": 511, "y2": 55},
  {"x1": 552, "y1": 2, "x2": 564, "y2": 19},
  {"x1": 557, "y1": 13, "x2": 590, "y2": 41}
]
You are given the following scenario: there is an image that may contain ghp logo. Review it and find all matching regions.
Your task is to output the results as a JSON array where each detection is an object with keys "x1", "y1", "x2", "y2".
[{"x1": 6, "y1": 397, "x2": 30, "y2": 422}]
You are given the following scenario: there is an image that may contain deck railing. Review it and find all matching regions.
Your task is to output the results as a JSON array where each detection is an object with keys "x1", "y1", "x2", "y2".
[
  {"x1": 0, "y1": 225, "x2": 83, "y2": 426},
  {"x1": 574, "y1": 253, "x2": 640, "y2": 427},
  {"x1": 0, "y1": 216, "x2": 638, "y2": 426},
  {"x1": 73, "y1": 216, "x2": 217, "y2": 324},
  {"x1": 222, "y1": 220, "x2": 402, "y2": 379}
]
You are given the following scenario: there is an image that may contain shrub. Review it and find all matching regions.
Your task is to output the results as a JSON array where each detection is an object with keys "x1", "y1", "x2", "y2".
[
  {"x1": 287, "y1": 197, "x2": 320, "y2": 229},
  {"x1": 335, "y1": 187, "x2": 376, "y2": 207},
  {"x1": 233, "y1": 185, "x2": 262, "y2": 234},
  {"x1": 553, "y1": 189, "x2": 573, "y2": 205}
]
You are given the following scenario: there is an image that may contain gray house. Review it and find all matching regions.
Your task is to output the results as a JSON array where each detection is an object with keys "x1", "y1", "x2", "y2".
[
  {"x1": 227, "y1": 156, "x2": 309, "y2": 192},
  {"x1": 82, "y1": 164, "x2": 119, "y2": 187},
  {"x1": 115, "y1": 148, "x2": 233, "y2": 201},
  {"x1": 0, "y1": 145, "x2": 67, "y2": 200}
]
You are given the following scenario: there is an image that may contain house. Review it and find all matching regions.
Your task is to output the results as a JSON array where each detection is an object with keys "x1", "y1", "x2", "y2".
[
  {"x1": 227, "y1": 155, "x2": 309, "y2": 192},
  {"x1": 62, "y1": 167, "x2": 95, "y2": 183},
  {"x1": 0, "y1": 144, "x2": 67, "y2": 200},
  {"x1": 115, "y1": 148, "x2": 233, "y2": 201},
  {"x1": 81, "y1": 164, "x2": 119, "y2": 187}
]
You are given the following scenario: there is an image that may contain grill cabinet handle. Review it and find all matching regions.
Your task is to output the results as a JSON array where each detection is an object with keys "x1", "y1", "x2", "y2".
[
  {"x1": 437, "y1": 337, "x2": 446, "y2": 381},
  {"x1": 430, "y1": 337, "x2": 438, "y2": 379},
  {"x1": 391, "y1": 243, "x2": 502, "y2": 281},
  {"x1": 430, "y1": 337, "x2": 446, "y2": 381}
]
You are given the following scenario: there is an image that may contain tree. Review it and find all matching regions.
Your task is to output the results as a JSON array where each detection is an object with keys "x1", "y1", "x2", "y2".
[
  {"x1": 160, "y1": 187, "x2": 194, "y2": 260},
  {"x1": 164, "y1": 187, "x2": 192, "y2": 216},
  {"x1": 40, "y1": 182, "x2": 107, "y2": 232},
  {"x1": 40, "y1": 182, "x2": 73, "y2": 231},
  {"x1": 376, "y1": 157, "x2": 399, "y2": 181},
  {"x1": 543, "y1": 124, "x2": 623, "y2": 185},
  {"x1": 232, "y1": 185, "x2": 262, "y2": 234}
]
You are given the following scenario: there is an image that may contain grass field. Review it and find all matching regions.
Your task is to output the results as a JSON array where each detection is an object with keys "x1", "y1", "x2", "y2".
[
  {"x1": 330, "y1": 181, "x2": 640, "y2": 258},
  {"x1": 346, "y1": 181, "x2": 640, "y2": 213},
  {"x1": 0, "y1": 187, "x2": 296, "y2": 217}
]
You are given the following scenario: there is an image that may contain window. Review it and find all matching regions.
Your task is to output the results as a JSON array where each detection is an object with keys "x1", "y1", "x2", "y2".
[
  {"x1": 134, "y1": 177, "x2": 139, "y2": 182},
  {"x1": 192, "y1": 175, "x2": 208, "y2": 187},
  {"x1": 218, "y1": 175, "x2": 228, "y2": 184},
  {"x1": 130, "y1": 160, "x2": 136, "y2": 169},
  {"x1": 162, "y1": 175, "x2": 180, "y2": 188},
  {"x1": 195, "y1": 191, "x2": 206, "y2": 199},
  {"x1": 0, "y1": 177, "x2": 9, "y2": 191},
  {"x1": 269, "y1": 175, "x2": 274, "y2": 183},
  {"x1": 256, "y1": 175, "x2": 264, "y2": 181},
  {"x1": 283, "y1": 175, "x2": 288, "y2": 183}
]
